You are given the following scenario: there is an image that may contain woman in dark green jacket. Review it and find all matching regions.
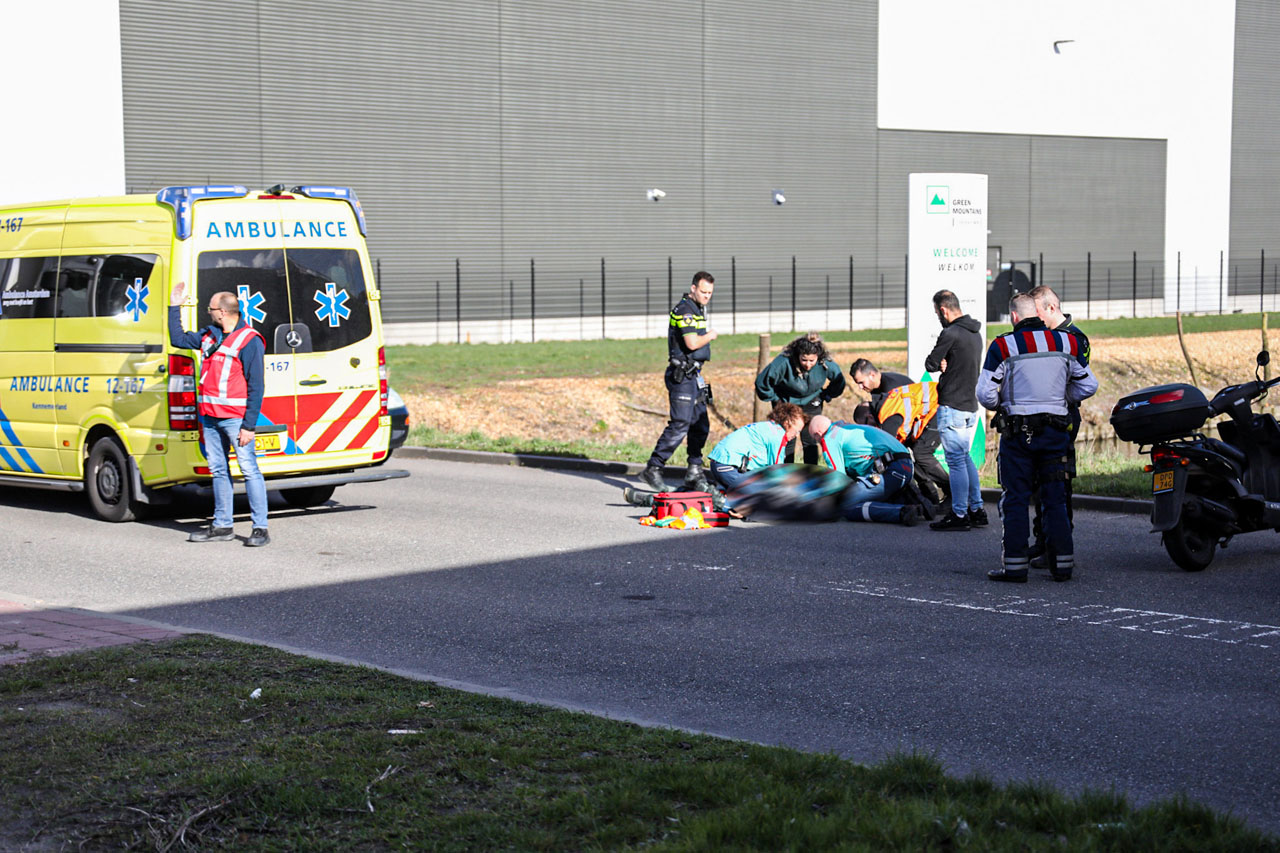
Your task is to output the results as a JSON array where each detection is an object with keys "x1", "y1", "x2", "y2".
[{"x1": 753, "y1": 332, "x2": 846, "y2": 464}]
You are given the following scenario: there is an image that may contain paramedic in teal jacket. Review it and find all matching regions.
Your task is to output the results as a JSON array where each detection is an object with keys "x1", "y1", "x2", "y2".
[
  {"x1": 706, "y1": 402, "x2": 806, "y2": 492},
  {"x1": 809, "y1": 415, "x2": 920, "y2": 525}
]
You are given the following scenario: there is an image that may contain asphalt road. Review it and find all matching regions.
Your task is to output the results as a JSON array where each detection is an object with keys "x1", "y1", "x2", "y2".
[{"x1": 2, "y1": 456, "x2": 1279, "y2": 833}]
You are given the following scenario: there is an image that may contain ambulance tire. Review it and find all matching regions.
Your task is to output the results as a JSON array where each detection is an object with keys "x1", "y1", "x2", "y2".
[
  {"x1": 281, "y1": 485, "x2": 336, "y2": 508},
  {"x1": 85, "y1": 436, "x2": 142, "y2": 523}
]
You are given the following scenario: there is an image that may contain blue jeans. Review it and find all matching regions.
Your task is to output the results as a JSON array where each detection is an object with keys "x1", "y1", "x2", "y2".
[
  {"x1": 937, "y1": 406, "x2": 982, "y2": 518},
  {"x1": 708, "y1": 460, "x2": 751, "y2": 492},
  {"x1": 201, "y1": 415, "x2": 268, "y2": 529},
  {"x1": 840, "y1": 457, "x2": 912, "y2": 523}
]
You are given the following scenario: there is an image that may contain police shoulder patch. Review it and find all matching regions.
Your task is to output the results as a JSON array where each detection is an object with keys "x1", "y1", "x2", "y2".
[{"x1": 681, "y1": 314, "x2": 695, "y2": 324}]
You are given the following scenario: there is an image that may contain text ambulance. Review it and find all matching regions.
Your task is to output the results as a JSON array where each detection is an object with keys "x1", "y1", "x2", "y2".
[{"x1": 0, "y1": 185, "x2": 407, "y2": 521}]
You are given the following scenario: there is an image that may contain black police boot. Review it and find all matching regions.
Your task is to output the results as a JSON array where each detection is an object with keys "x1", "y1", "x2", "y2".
[
  {"x1": 622, "y1": 487, "x2": 656, "y2": 507},
  {"x1": 1028, "y1": 542, "x2": 1049, "y2": 569},
  {"x1": 638, "y1": 465, "x2": 666, "y2": 492},
  {"x1": 683, "y1": 463, "x2": 711, "y2": 492},
  {"x1": 988, "y1": 557, "x2": 1029, "y2": 583},
  {"x1": 1051, "y1": 554, "x2": 1074, "y2": 582},
  {"x1": 899, "y1": 505, "x2": 922, "y2": 526}
]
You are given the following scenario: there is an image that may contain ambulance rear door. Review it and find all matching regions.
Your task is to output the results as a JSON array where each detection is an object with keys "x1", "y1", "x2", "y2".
[
  {"x1": 191, "y1": 199, "x2": 300, "y2": 461},
  {"x1": 279, "y1": 201, "x2": 383, "y2": 464}
]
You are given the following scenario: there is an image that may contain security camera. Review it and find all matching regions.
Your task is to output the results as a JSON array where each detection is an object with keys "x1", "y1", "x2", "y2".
[
  {"x1": 771, "y1": 189, "x2": 786, "y2": 205},
  {"x1": 647, "y1": 188, "x2": 667, "y2": 202}
]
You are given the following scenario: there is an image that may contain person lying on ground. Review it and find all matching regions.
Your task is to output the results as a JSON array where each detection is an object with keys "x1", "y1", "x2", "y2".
[{"x1": 808, "y1": 415, "x2": 922, "y2": 526}]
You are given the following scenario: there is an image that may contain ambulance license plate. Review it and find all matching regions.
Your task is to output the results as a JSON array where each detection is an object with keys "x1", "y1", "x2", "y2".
[
  {"x1": 1152, "y1": 469, "x2": 1175, "y2": 494},
  {"x1": 254, "y1": 433, "x2": 282, "y2": 454}
]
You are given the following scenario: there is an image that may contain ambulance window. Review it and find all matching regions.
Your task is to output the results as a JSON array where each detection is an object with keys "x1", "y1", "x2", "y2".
[
  {"x1": 55, "y1": 256, "x2": 101, "y2": 317},
  {"x1": 285, "y1": 248, "x2": 372, "y2": 352},
  {"x1": 94, "y1": 254, "x2": 158, "y2": 317},
  {"x1": 197, "y1": 249, "x2": 290, "y2": 350},
  {"x1": 0, "y1": 256, "x2": 58, "y2": 319}
]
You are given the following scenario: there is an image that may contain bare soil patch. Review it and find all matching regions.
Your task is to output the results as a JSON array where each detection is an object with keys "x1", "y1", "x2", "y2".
[{"x1": 402, "y1": 329, "x2": 1275, "y2": 445}]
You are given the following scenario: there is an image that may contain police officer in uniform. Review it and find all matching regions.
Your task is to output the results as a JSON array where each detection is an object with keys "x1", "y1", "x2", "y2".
[
  {"x1": 978, "y1": 292, "x2": 1097, "y2": 582},
  {"x1": 1027, "y1": 285, "x2": 1091, "y2": 567},
  {"x1": 638, "y1": 271, "x2": 717, "y2": 492}
]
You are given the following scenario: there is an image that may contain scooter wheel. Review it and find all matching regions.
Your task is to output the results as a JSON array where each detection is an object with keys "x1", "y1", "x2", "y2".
[{"x1": 1163, "y1": 519, "x2": 1216, "y2": 571}]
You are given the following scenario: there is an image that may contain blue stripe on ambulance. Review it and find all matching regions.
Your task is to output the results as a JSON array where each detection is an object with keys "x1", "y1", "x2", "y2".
[
  {"x1": 0, "y1": 406, "x2": 42, "y2": 474},
  {"x1": 249, "y1": 413, "x2": 303, "y2": 455}
]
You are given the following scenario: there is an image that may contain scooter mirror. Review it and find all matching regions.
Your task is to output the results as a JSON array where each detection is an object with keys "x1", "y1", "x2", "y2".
[{"x1": 1258, "y1": 350, "x2": 1271, "y2": 368}]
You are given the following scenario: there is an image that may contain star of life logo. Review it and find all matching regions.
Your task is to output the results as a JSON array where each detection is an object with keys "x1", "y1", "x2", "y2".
[
  {"x1": 237, "y1": 285, "x2": 267, "y2": 327},
  {"x1": 125, "y1": 277, "x2": 149, "y2": 322},
  {"x1": 314, "y1": 281, "x2": 351, "y2": 327}
]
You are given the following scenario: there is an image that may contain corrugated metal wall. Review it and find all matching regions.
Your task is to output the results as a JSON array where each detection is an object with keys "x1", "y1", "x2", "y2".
[
  {"x1": 1230, "y1": 0, "x2": 1280, "y2": 296},
  {"x1": 119, "y1": 0, "x2": 1165, "y2": 328},
  {"x1": 877, "y1": 130, "x2": 1166, "y2": 305}
]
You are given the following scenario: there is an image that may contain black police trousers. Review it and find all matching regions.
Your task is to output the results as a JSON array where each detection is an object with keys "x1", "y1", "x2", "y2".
[{"x1": 647, "y1": 366, "x2": 709, "y2": 469}]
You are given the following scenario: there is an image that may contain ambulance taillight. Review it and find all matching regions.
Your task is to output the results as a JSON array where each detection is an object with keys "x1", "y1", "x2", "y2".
[
  {"x1": 168, "y1": 354, "x2": 198, "y2": 430},
  {"x1": 377, "y1": 346, "x2": 389, "y2": 416}
]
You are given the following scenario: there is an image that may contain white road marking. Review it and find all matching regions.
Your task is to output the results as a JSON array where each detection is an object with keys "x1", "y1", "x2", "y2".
[{"x1": 820, "y1": 580, "x2": 1280, "y2": 649}]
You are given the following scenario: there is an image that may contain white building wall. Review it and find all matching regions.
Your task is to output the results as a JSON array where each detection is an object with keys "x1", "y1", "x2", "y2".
[
  {"x1": 0, "y1": 2, "x2": 126, "y2": 205},
  {"x1": 879, "y1": 0, "x2": 1237, "y2": 312}
]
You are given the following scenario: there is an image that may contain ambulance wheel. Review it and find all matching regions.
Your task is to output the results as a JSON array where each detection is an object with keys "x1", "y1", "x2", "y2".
[
  {"x1": 281, "y1": 485, "x2": 336, "y2": 508},
  {"x1": 85, "y1": 436, "x2": 139, "y2": 523}
]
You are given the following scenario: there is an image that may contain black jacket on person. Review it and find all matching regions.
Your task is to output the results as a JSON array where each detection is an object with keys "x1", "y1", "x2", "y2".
[{"x1": 924, "y1": 314, "x2": 983, "y2": 412}]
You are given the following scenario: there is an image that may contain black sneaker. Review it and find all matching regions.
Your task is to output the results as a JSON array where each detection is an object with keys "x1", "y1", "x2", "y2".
[
  {"x1": 622, "y1": 487, "x2": 655, "y2": 507},
  {"x1": 639, "y1": 465, "x2": 666, "y2": 492},
  {"x1": 929, "y1": 512, "x2": 971, "y2": 531},
  {"x1": 899, "y1": 505, "x2": 921, "y2": 526},
  {"x1": 245, "y1": 528, "x2": 271, "y2": 547},
  {"x1": 188, "y1": 526, "x2": 234, "y2": 543},
  {"x1": 968, "y1": 507, "x2": 990, "y2": 527}
]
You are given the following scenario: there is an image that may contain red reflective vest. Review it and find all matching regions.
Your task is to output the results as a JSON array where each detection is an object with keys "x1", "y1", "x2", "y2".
[
  {"x1": 878, "y1": 381, "x2": 939, "y2": 442},
  {"x1": 198, "y1": 325, "x2": 264, "y2": 419}
]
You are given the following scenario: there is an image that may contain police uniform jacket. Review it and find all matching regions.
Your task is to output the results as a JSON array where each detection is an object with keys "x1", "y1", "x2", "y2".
[
  {"x1": 976, "y1": 317, "x2": 1097, "y2": 416},
  {"x1": 668, "y1": 295, "x2": 710, "y2": 364}
]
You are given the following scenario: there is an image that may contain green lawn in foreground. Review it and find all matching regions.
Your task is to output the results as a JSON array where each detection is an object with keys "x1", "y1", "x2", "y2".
[{"x1": 2, "y1": 637, "x2": 1269, "y2": 851}]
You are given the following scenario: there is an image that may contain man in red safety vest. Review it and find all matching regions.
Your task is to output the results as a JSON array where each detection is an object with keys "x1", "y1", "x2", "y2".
[{"x1": 169, "y1": 280, "x2": 270, "y2": 546}]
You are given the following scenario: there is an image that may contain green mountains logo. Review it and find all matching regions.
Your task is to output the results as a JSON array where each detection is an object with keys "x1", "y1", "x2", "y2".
[{"x1": 927, "y1": 185, "x2": 949, "y2": 214}]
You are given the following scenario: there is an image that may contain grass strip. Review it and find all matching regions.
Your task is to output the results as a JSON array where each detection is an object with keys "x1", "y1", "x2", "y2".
[
  {"x1": 1, "y1": 636, "x2": 1270, "y2": 851},
  {"x1": 387, "y1": 313, "x2": 1280, "y2": 393}
]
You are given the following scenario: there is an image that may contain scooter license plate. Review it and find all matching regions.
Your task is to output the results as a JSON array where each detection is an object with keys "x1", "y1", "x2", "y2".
[
  {"x1": 1152, "y1": 470, "x2": 1175, "y2": 494},
  {"x1": 254, "y1": 433, "x2": 282, "y2": 454}
]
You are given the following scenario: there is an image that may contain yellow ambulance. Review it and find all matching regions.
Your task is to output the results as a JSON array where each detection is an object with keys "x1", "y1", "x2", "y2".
[{"x1": 0, "y1": 184, "x2": 407, "y2": 521}]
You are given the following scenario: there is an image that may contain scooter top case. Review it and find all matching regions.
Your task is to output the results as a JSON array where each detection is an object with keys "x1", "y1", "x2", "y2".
[{"x1": 1111, "y1": 383, "x2": 1210, "y2": 443}]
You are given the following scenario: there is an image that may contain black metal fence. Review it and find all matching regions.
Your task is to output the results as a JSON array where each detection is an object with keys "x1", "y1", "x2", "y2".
[{"x1": 378, "y1": 250, "x2": 1280, "y2": 341}]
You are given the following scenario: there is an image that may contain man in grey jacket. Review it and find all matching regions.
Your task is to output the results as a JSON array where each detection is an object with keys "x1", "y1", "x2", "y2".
[{"x1": 978, "y1": 292, "x2": 1098, "y2": 582}]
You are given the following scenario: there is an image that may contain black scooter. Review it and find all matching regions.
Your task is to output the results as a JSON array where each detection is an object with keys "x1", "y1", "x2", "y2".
[{"x1": 1110, "y1": 351, "x2": 1280, "y2": 570}]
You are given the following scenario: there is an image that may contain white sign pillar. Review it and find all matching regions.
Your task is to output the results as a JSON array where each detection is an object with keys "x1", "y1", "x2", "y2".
[{"x1": 906, "y1": 173, "x2": 988, "y2": 378}]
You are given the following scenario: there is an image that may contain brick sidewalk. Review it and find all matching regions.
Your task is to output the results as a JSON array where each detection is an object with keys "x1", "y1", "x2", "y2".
[{"x1": 0, "y1": 599, "x2": 185, "y2": 666}]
